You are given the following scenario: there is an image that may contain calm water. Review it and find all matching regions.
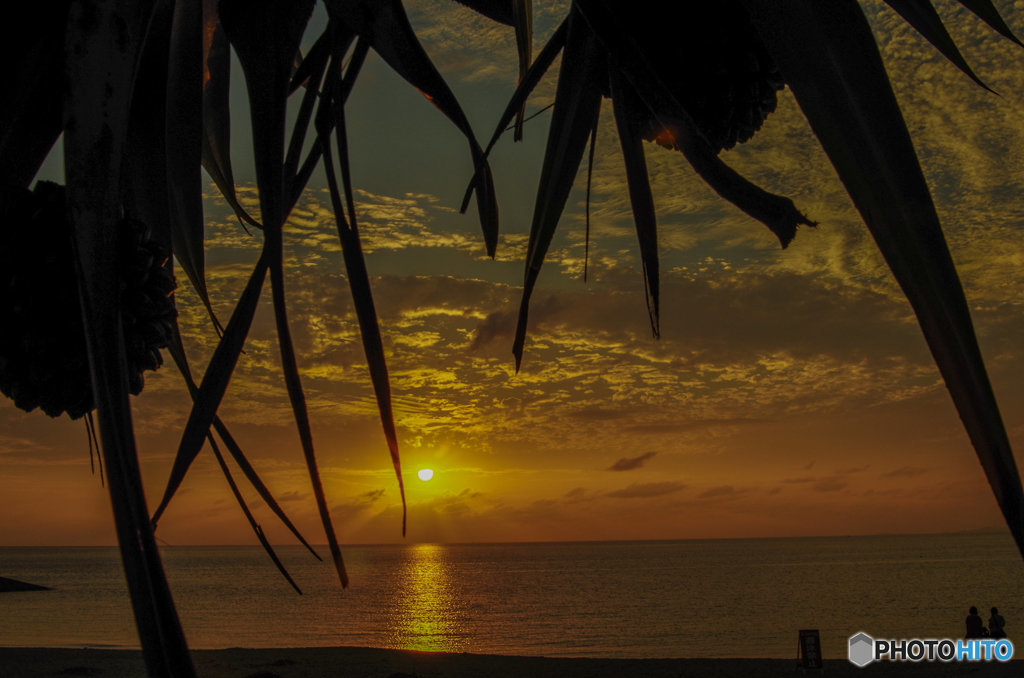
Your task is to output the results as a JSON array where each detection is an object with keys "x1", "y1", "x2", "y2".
[{"x1": 1, "y1": 534, "x2": 1022, "y2": 658}]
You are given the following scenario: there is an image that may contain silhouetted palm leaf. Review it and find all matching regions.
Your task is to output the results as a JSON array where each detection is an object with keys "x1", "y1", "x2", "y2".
[
  {"x1": 455, "y1": 0, "x2": 535, "y2": 140},
  {"x1": 882, "y1": 0, "x2": 991, "y2": 91},
  {"x1": 512, "y1": 7, "x2": 603, "y2": 371},
  {"x1": 959, "y1": 0, "x2": 1024, "y2": 46},
  {"x1": 163, "y1": 325, "x2": 321, "y2": 564},
  {"x1": 314, "y1": 24, "x2": 409, "y2": 538},
  {"x1": 325, "y1": 0, "x2": 500, "y2": 255},
  {"x1": 0, "y1": 2, "x2": 68, "y2": 188},
  {"x1": 609, "y1": 68, "x2": 660, "y2": 339},
  {"x1": 201, "y1": 0, "x2": 261, "y2": 230},
  {"x1": 6, "y1": 2, "x2": 1024, "y2": 676},
  {"x1": 494, "y1": 0, "x2": 1024, "y2": 557},
  {"x1": 64, "y1": 3, "x2": 196, "y2": 676},
  {"x1": 741, "y1": 0, "x2": 1024, "y2": 556}
]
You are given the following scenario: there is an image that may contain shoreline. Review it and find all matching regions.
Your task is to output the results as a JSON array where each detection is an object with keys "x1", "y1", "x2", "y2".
[{"x1": 1, "y1": 647, "x2": 1022, "y2": 677}]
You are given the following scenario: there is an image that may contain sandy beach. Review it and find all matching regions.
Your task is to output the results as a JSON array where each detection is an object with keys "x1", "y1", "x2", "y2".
[{"x1": 1, "y1": 647, "x2": 1021, "y2": 678}]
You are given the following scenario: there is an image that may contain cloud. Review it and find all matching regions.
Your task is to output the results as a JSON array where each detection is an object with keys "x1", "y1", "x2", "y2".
[
  {"x1": 332, "y1": 488, "x2": 387, "y2": 515},
  {"x1": 408, "y1": 0, "x2": 570, "y2": 86},
  {"x1": 469, "y1": 295, "x2": 566, "y2": 351},
  {"x1": 812, "y1": 478, "x2": 848, "y2": 493},
  {"x1": 608, "y1": 451, "x2": 657, "y2": 471},
  {"x1": 0, "y1": 433, "x2": 53, "y2": 457},
  {"x1": 274, "y1": 490, "x2": 308, "y2": 503},
  {"x1": 622, "y1": 418, "x2": 771, "y2": 434},
  {"x1": 563, "y1": 487, "x2": 589, "y2": 502},
  {"x1": 568, "y1": 406, "x2": 632, "y2": 421},
  {"x1": 607, "y1": 482, "x2": 685, "y2": 499},
  {"x1": 880, "y1": 466, "x2": 929, "y2": 479},
  {"x1": 697, "y1": 485, "x2": 735, "y2": 500},
  {"x1": 109, "y1": 4, "x2": 1024, "y2": 547}
]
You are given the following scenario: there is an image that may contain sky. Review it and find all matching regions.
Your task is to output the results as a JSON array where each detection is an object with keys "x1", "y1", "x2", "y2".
[{"x1": 2, "y1": 0, "x2": 1024, "y2": 547}]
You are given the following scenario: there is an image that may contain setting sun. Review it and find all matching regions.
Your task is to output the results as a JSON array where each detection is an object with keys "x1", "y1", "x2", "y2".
[{"x1": 417, "y1": 469, "x2": 434, "y2": 482}]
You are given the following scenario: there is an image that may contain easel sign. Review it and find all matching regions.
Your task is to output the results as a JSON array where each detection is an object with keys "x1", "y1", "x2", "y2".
[{"x1": 798, "y1": 629, "x2": 824, "y2": 672}]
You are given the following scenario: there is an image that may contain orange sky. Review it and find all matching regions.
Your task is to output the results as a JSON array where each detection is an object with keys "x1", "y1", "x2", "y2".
[{"x1": 2, "y1": 0, "x2": 1023, "y2": 547}]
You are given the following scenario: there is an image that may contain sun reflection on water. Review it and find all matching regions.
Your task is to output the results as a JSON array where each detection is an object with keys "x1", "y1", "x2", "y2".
[{"x1": 388, "y1": 544, "x2": 467, "y2": 652}]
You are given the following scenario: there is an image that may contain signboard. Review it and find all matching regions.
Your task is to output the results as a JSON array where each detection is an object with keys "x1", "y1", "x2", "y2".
[{"x1": 799, "y1": 629, "x2": 823, "y2": 671}]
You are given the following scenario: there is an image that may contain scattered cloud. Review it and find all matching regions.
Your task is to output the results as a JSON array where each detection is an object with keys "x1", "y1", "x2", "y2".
[
  {"x1": 332, "y1": 488, "x2": 387, "y2": 515},
  {"x1": 697, "y1": 485, "x2": 736, "y2": 500},
  {"x1": 274, "y1": 491, "x2": 308, "y2": 504},
  {"x1": 607, "y1": 482, "x2": 685, "y2": 499},
  {"x1": 563, "y1": 487, "x2": 590, "y2": 502},
  {"x1": 812, "y1": 478, "x2": 848, "y2": 493},
  {"x1": 880, "y1": 466, "x2": 929, "y2": 479},
  {"x1": 608, "y1": 452, "x2": 657, "y2": 472},
  {"x1": 6, "y1": 2, "x2": 1021, "y2": 545}
]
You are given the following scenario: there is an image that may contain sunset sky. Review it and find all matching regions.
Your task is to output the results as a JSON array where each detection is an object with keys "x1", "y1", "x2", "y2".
[{"x1": 2, "y1": 0, "x2": 1023, "y2": 548}]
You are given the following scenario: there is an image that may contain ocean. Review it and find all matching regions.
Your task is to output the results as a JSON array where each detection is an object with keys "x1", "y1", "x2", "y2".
[{"x1": 1, "y1": 533, "x2": 1022, "y2": 659}]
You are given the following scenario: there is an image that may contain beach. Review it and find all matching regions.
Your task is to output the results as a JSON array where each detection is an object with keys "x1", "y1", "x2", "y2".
[{"x1": 1, "y1": 647, "x2": 1021, "y2": 678}]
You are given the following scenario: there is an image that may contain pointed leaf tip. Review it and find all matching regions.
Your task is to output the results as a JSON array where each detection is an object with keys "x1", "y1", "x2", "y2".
[
  {"x1": 883, "y1": 0, "x2": 994, "y2": 93},
  {"x1": 741, "y1": 0, "x2": 1024, "y2": 556}
]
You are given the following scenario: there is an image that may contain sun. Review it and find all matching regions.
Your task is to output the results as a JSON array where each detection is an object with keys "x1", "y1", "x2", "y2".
[{"x1": 417, "y1": 468, "x2": 434, "y2": 482}]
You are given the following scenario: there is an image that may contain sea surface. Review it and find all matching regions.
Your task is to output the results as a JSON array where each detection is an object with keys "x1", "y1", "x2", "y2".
[{"x1": 1, "y1": 533, "x2": 1022, "y2": 658}]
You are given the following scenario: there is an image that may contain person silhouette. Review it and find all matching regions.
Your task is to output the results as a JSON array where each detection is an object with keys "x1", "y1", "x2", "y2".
[
  {"x1": 989, "y1": 607, "x2": 1006, "y2": 639},
  {"x1": 966, "y1": 606, "x2": 987, "y2": 639}
]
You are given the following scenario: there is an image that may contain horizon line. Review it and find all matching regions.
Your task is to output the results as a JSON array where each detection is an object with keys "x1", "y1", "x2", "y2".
[{"x1": 0, "y1": 526, "x2": 1008, "y2": 549}]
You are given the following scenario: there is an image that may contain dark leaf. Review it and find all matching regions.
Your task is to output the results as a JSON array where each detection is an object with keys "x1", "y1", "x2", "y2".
[
  {"x1": 575, "y1": 0, "x2": 813, "y2": 248},
  {"x1": 583, "y1": 111, "x2": 598, "y2": 283},
  {"x1": 462, "y1": 19, "x2": 568, "y2": 211},
  {"x1": 315, "y1": 40, "x2": 407, "y2": 536},
  {"x1": 609, "y1": 68, "x2": 659, "y2": 338},
  {"x1": 164, "y1": 325, "x2": 321, "y2": 561},
  {"x1": 483, "y1": 19, "x2": 568, "y2": 156},
  {"x1": 0, "y1": 1, "x2": 70, "y2": 187},
  {"x1": 882, "y1": 0, "x2": 992, "y2": 91},
  {"x1": 86, "y1": 412, "x2": 104, "y2": 486},
  {"x1": 741, "y1": 0, "x2": 1024, "y2": 557},
  {"x1": 123, "y1": 0, "x2": 175, "y2": 252},
  {"x1": 957, "y1": 0, "x2": 1024, "y2": 47},
  {"x1": 167, "y1": 0, "x2": 213, "y2": 326},
  {"x1": 284, "y1": 26, "x2": 342, "y2": 195},
  {"x1": 124, "y1": 0, "x2": 223, "y2": 334},
  {"x1": 64, "y1": 1, "x2": 196, "y2": 675},
  {"x1": 268, "y1": 254, "x2": 349, "y2": 588},
  {"x1": 513, "y1": 9, "x2": 604, "y2": 370},
  {"x1": 154, "y1": 254, "x2": 269, "y2": 525},
  {"x1": 221, "y1": 0, "x2": 348, "y2": 589},
  {"x1": 289, "y1": 28, "x2": 333, "y2": 94},
  {"x1": 452, "y1": 0, "x2": 515, "y2": 25},
  {"x1": 289, "y1": 38, "x2": 371, "y2": 213},
  {"x1": 324, "y1": 0, "x2": 499, "y2": 256},
  {"x1": 511, "y1": 0, "x2": 533, "y2": 140},
  {"x1": 220, "y1": 0, "x2": 314, "y2": 231},
  {"x1": 201, "y1": 0, "x2": 260, "y2": 229},
  {"x1": 209, "y1": 436, "x2": 303, "y2": 594}
]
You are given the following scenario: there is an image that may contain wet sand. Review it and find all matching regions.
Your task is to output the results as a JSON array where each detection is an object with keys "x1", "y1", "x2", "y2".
[{"x1": 1, "y1": 647, "x2": 1022, "y2": 678}]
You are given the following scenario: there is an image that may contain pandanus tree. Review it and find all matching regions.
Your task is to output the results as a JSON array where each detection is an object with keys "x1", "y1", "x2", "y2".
[{"x1": 1, "y1": 0, "x2": 1022, "y2": 676}]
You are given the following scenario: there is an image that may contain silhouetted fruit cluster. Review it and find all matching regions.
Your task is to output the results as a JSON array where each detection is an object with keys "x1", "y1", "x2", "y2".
[
  {"x1": 621, "y1": 2, "x2": 784, "y2": 152},
  {"x1": 0, "y1": 182, "x2": 177, "y2": 419}
]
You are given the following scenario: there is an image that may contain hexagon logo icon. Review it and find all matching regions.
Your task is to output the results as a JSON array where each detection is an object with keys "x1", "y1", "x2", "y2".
[{"x1": 848, "y1": 632, "x2": 875, "y2": 667}]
